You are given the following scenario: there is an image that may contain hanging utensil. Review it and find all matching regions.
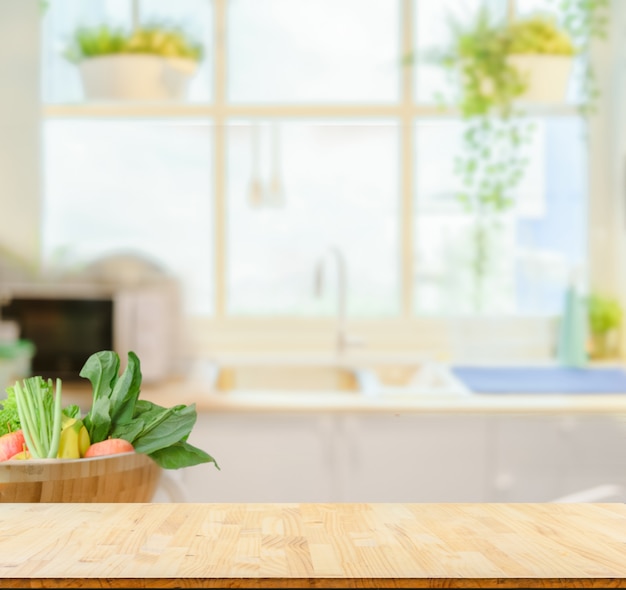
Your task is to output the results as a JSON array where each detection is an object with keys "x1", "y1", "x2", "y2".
[
  {"x1": 267, "y1": 121, "x2": 285, "y2": 207},
  {"x1": 248, "y1": 121, "x2": 264, "y2": 207}
]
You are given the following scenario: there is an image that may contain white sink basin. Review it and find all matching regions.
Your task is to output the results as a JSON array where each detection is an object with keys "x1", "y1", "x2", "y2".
[{"x1": 207, "y1": 355, "x2": 470, "y2": 397}]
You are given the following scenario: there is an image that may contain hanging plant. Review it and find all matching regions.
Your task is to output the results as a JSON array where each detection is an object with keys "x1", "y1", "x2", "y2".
[
  {"x1": 402, "y1": 3, "x2": 608, "y2": 312},
  {"x1": 440, "y1": 11, "x2": 575, "y2": 118},
  {"x1": 550, "y1": 0, "x2": 610, "y2": 118},
  {"x1": 63, "y1": 22, "x2": 205, "y2": 101},
  {"x1": 434, "y1": 10, "x2": 576, "y2": 311}
]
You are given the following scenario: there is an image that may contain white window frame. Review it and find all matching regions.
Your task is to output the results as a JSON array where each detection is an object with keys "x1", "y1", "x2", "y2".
[{"x1": 40, "y1": 0, "x2": 624, "y2": 361}]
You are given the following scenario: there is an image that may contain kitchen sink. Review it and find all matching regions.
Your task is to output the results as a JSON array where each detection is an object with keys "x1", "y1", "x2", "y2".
[
  {"x1": 356, "y1": 361, "x2": 471, "y2": 397},
  {"x1": 214, "y1": 363, "x2": 361, "y2": 393},
  {"x1": 208, "y1": 355, "x2": 470, "y2": 397}
]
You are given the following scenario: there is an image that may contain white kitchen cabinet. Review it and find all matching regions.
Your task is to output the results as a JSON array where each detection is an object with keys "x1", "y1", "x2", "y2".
[
  {"x1": 337, "y1": 413, "x2": 490, "y2": 502},
  {"x1": 558, "y1": 414, "x2": 626, "y2": 500},
  {"x1": 181, "y1": 412, "x2": 335, "y2": 502},
  {"x1": 182, "y1": 410, "x2": 489, "y2": 503},
  {"x1": 179, "y1": 409, "x2": 626, "y2": 504},
  {"x1": 489, "y1": 414, "x2": 568, "y2": 502},
  {"x1": 489, "y1": 413, "x2": 626, "y2": 502}
]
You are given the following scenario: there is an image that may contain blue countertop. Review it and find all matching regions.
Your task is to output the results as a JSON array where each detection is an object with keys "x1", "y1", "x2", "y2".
[{"x1": 451, "y1": 366, "x2": 626, "y2": 394}]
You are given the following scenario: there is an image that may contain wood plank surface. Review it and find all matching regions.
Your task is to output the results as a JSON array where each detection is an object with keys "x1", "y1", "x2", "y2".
[{"x1": 1, "y1": 503, "x2": 626, "y2": 588}]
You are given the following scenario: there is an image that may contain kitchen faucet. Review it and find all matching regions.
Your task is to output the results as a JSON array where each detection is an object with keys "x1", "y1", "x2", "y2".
[{"x1": 313, "y1": 245, "x2": 362, "y2": 356}]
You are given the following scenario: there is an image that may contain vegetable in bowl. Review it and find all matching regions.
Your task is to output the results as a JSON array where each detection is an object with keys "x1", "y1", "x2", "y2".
[{"x1": 0, "y1": 350, "x2": 219, "y2": 470}]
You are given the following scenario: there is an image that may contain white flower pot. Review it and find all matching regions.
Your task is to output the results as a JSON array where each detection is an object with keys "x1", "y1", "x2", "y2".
[
  {"x1": 508, "y1": 54, "x2": 574, "y2": 104},
  {"x1": 78, "y1": 54, "x2": 198, "y2": 101}
]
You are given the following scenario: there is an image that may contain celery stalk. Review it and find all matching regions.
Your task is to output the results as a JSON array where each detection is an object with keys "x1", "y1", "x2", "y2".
[
  {"x1": 12, "y1": 377, "x2": 64, "y2": 459},
  {"x1": 47, "y1": 379, "x2": 63, "y2": 458},
  {"x1": 13, "y1": 381, "x2": 43, "y2": 458},
  {"x1": 23, "y1": 380, "x2": 45, "y2": 457},
  {"x1": 35, "y1": 379, "x2": 50, "y2": 453}
]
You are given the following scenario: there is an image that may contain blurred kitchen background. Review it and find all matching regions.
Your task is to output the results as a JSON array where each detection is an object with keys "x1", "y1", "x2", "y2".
[{"x1": 1, "y1": 0, "x2": 626, "y2": 503}]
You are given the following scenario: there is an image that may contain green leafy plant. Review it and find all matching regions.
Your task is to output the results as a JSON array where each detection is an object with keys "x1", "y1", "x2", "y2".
[
  {"x1": 551, "y1": 0, "x2": 610, "y2": 118},
  {"x1": 402, "y1": 4, "x2": 608, "y2": 312},
  {"x1": 64, "y1": 22, "x2": 204, "y2": 64},
  {"x1": 587, "y1": 293, "x2": 622, "y2": 359},
  {"x1": 433, "y1": 11, "x2": 577, "y2": 310},
  {"x1": 418, "y1": 7, "x2": 607, "y2": 312},
  {"x1": 588, "y1": 294, "x2": 622, "y2": 335},
  {"x1": 80, "y1": 350, "x2": 218, "y2": 470},
  {"x1": 438, "y1": 11, "x2": 575, "y2": 120}
]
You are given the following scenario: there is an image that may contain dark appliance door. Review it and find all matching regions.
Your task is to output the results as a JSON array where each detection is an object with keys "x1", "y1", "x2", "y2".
[{"x1": 1, "y1": 297, "x2": 113, "y2": 381}]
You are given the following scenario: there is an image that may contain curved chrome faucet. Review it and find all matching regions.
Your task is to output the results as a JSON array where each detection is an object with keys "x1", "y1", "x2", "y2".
[{"x1": 313, "y1": 246, "x2": 361, "y2": 356}]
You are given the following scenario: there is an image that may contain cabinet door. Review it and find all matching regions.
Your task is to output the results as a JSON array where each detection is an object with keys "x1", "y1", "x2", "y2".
[
  {"x1": 340, "y1": 413, "x2": 489, "y2": 502},
  {"x1": 557, "y1": 414, "x2": 626, "y2": 501},
  {"x1": 181, "y1": 412, "x2": 334, "y2": 502},
  {"x1": 490, "y1": 414, "x2": 569, "y2": 502},
  {"x1": 491, "y1": 413, "x2": 626, "y2": 502}
]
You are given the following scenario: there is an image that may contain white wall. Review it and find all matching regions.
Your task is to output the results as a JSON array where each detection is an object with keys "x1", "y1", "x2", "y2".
[{"x1": 0, "y1": 0, "x2": 41, "y2": 276}]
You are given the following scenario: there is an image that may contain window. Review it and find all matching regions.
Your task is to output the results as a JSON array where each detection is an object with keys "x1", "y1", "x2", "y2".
[
  {"x1": 227, "y1": 0, "x2": 399, "y2": 104},
  {"x1": 40, "y1": 0, "x2": 598, "y2": 354},
  {"x1": 226, "y1": 120, "x2": 400, "y2": 317},
  {"x1": 413, "y1": 117, "x2": 587, "y2": 316},
  {"x1": 43, "y1": 119, "x2": 214, "y2": 315}
]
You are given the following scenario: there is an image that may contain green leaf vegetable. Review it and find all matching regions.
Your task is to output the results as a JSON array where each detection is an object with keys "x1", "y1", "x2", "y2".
[
  {"x1": 1, "y1": 391, "x2": 82, "y2": 439},
  {"x1": 8, "y1": 377, "x2": 63, "y2": 459},
  {"x1": 81, "y1": 350, "x2": 219, "y2": 471},
  {"x1": 64, "y1": 22, "x2": 204, "y2": 64},
  {"x1": 0, "y1": 390, "x2": 20, "y2": 437}
]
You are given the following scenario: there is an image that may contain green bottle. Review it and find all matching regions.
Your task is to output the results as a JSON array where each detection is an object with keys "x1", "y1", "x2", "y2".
[{"x1": 557, "y1": 269, "x2": 588, "y2": 367}]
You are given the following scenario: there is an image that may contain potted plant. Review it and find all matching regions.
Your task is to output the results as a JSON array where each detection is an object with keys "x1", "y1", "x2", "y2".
[
  {"x1": 506, "y1": 15, "x2": 576, "y2": 104},
  {"x1": 430, "y1": 11, "x2": 576, "y2": 311},
  {"x1": 439, "y1": 11, "x2": 576, "y2": 118},
  {"x1": 63, "y1": 22, "x2": 204, "y2": 101},
  {"x1": 401, "y1": 3, "x2": 607, "y2": 312},
  {"x1": 587, "y1": 294, "x2": 623, "y2": 359}
]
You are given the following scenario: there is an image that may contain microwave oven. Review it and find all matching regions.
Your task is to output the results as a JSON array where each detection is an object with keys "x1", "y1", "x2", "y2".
[{"x1": 0, "y1": 281, "x2": 179, "y2": 383}]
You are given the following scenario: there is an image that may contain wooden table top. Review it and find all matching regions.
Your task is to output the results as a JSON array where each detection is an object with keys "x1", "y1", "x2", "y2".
[{"x1": 1, "y1": 503, "x2": 626, "y2": 588}]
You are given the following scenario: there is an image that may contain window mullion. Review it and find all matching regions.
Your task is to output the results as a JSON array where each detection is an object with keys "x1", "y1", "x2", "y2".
[
  {"x1": 214, "y1": 0, "x2": 228, "y2": 319},
  {"x1": 508, "y1": 0, "x2": 517, "y2": 21},
  {"x1": 401, "y1": 0, "x2": 414, "y2": 318},
  {"x1": 131, "y1": 0, "x2": 140, "y2": 29}
]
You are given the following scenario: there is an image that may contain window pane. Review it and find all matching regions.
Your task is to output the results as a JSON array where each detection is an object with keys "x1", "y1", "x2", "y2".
[
  {"x1": 227, "y1": 120, "x2": 400, "y2": 316},
  {"x1": 43, "y1": 120, "x2": 214, "y2": 315},
  {"x1": 42, "y1": 0, "x2": 213, "y2": 103},
  {"x1": 413, "y1": 117, "x2": 587, "y2": 315},
  {"x1": 228, "y1": 0, "x2": 400, "y2": 103}
]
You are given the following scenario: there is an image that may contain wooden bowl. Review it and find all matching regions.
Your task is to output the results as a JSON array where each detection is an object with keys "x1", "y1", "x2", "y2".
[{"x1": 0, "y1": 452, "x2": 162, "y2": 503}]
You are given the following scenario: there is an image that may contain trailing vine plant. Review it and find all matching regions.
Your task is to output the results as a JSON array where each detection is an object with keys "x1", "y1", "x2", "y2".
[
  {"x1": 404, "y1": 2, "x2": 609, "y2": 312},
  {"x1": 549, "y1": 0, "x2": 610, "y2": 119},
  {"x1": 438, "y1": 9, "x2": 574, "y2": 311}
]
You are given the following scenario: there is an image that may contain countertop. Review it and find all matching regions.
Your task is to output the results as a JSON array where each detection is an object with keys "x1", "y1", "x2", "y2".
[
  {"x1": 2, "y1": 502, "x2": 626, "y2": 588},
  {"x1": 61, "y1": 378, "x2": 626, "y2": 414}
]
